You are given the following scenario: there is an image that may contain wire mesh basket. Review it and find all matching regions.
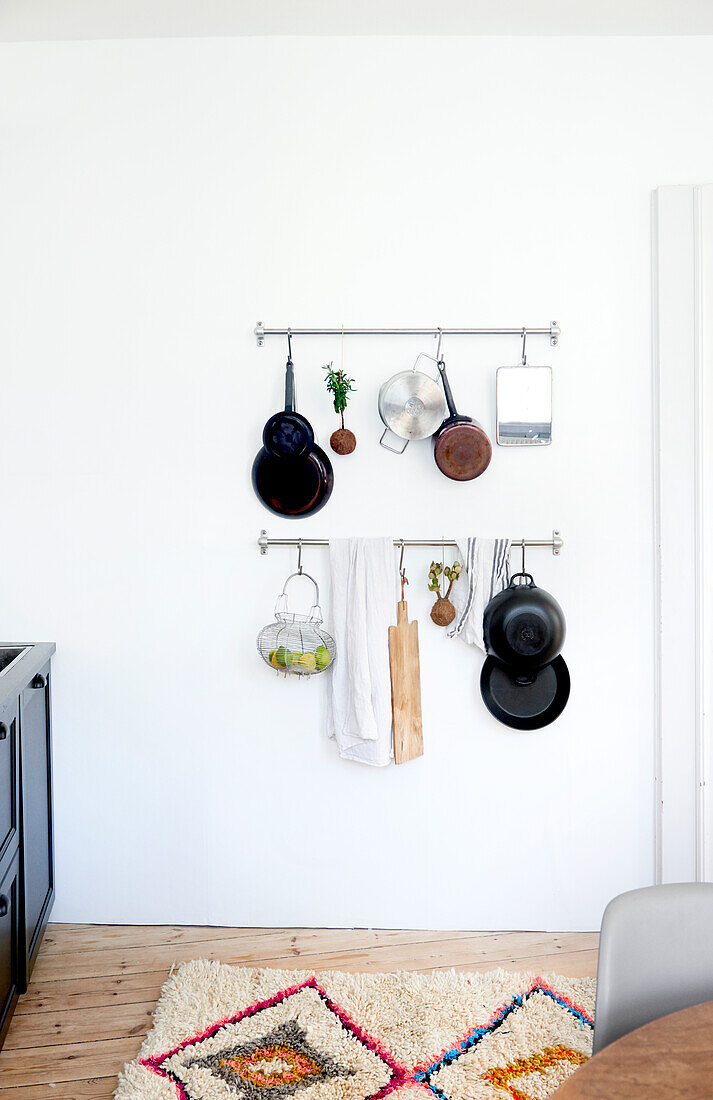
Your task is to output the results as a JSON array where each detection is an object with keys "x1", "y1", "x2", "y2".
[{"x1": 257, "y1": 571, "x2": 336, "y2": 677}]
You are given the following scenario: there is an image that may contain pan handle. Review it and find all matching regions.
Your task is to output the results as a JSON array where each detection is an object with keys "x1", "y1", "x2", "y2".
[
  {"x1": 380, "y1": 427, "x2": 409, "y2": 454},
  {"x1": 284, "y1": 357, "x2": 296, "y2": 413},
  {"x1": 437, "y1": 359, "x2": 458, "y2": 418}
]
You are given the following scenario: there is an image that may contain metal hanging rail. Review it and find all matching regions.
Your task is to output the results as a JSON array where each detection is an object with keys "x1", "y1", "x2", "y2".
[
  {"x1": 259, "y1": 529, "x2": 563, "y2": 556},
  {"x1": 254, "y1": 321, "x2": 561, "y2": 347}
]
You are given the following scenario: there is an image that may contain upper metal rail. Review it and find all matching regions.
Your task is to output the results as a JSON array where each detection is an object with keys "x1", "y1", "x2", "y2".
[
  {"x1": 254, "y1": 322, "x2": 561, "y2": 347},
  {"x1": 258, "y1": 530, "x2": 563, "y2": 556}
]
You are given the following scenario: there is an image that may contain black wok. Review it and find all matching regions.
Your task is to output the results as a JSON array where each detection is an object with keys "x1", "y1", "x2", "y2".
[{"x1": 483, "y1": 572, "x2": 565, "y2": 670}]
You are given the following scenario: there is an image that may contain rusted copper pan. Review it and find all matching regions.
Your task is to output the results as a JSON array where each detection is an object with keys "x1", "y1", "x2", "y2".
[{"x1": 433, "y1": 359, "x2": 492, "y2": 481}]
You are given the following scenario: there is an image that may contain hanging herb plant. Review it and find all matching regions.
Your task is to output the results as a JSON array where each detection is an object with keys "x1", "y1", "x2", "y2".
[
  {"x1": 428, "y1": 560, "x2": 462, "y2": 626},
  {"x1": 324, "y1": 362, "x2": 357, "y2": 455}
]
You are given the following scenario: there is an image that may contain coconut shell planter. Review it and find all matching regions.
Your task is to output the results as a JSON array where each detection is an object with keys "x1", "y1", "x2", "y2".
[{"x1": 428, "y1": 560, "x2": 462, "y2": 627}]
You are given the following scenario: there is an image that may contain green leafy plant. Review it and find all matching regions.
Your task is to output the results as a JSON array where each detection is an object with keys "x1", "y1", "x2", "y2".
[
  {"x1": 323, "y1": 362, "x2": 356, "y2": 430},
  {"x1": 324, "y1": 362, "x2": 357, "y2": 455}
]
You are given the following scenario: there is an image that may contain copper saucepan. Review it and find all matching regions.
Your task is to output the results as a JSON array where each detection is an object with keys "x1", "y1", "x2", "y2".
[{"x1": 433, "y1": 358, "x2": 492, "y2": 481}]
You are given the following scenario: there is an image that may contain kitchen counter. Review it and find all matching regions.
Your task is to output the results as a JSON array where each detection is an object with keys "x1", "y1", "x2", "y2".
[{"x1": 0, "y1": 643, "x2": 56, "y2": 708}]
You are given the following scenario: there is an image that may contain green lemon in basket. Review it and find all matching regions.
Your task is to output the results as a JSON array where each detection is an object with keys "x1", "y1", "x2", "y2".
[
  {"x1": 285, "y1": 649, "x2": 302, "y2": 667},
  {"x1": 314, "y1": 645, "x2": 332, "y2": 670}
]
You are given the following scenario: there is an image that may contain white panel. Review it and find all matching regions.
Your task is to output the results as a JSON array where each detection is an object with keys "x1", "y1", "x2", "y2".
[
  {"x1": 654, "y1": 184, "x2": 713, "y2": 884},
  {"x1": 701, "y1": 186, "x2": 713, "y2": 882}
]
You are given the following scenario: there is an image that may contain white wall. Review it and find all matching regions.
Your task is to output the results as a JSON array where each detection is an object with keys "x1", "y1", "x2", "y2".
[{"x1": 2, "y1": 36, "x2": 713, "y2": 931}]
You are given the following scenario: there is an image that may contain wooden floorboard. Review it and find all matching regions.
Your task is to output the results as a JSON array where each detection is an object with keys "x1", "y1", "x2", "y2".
[{"x1": 0, "y1": 924, "x2": 598, "y2": 1095}]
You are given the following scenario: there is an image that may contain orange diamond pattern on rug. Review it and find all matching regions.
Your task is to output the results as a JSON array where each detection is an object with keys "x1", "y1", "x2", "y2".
[
  {"x1": 483, "y1": 1045, "x2": 588, "y2": 1100},
  {"x1": 186, "y1": 1021, "x2": 354, "y2": 1100}
]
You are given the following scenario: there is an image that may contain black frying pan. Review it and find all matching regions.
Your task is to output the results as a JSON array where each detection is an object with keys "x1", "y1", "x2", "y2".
[
  {"x1": 433, "y1": 359, "x2": 492, "y2": 481},
  {"x1": 252, "y1": 354, "x2": 333, "y2": 518},
  {"x1": 480, "y1": 654, "x2": 570, "y2": 730},
  {"x1": 262, "y1": 356, "x2": 315, "y2": 459},
  {"x1": 252, "y1": 446, "x2": 333, "y2": 517}
]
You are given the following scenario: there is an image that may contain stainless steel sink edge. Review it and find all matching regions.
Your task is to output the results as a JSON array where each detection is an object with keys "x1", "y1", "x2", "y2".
[{"x1": 0, "y1": 644, "x2": 35, "y2": 676}]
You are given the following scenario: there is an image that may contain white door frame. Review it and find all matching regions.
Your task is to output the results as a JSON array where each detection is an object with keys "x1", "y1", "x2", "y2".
[{"x1": 653, "y1": 184, "x2": 713, "y2": 884}]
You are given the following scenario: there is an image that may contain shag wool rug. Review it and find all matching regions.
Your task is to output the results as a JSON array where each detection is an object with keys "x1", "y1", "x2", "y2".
[{"x1": 116, "y1": 963, "x2": 595, "y2": 1100}]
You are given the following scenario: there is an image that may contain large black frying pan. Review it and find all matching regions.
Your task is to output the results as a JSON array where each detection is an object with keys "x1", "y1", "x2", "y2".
[
  {"x1": 252, "y1": 357, "x2": 333, "y2": 518},
  {"x1": 483, "y1": 572, "x2": 566, "y2": 670},
  {"x1": 480, "y1": 654, "x2": 570, "y2": 730},
  {"x1": 433, "y1": 359, "x2": 492, "y2": 481}
]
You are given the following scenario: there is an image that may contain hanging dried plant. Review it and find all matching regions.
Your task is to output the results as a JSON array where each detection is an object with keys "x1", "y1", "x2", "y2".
[{"x1": 428, "y1": 560, "x2": 462, "y2": 626}]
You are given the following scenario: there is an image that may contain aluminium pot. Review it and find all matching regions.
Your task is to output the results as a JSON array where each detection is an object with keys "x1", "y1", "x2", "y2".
[
  {"x1": 378, "y1": 354, "x2": 447, "y2": 453},
  {"x1": 482, "y1": 572, "x2": 565, "y2": 670}
]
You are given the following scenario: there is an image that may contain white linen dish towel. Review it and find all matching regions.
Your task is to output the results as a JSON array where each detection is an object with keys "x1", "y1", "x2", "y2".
[
  {"x1": 327, "y1": 537, "x2": 396, "y2": 767},
  {"x1": 447, "y1": 537, "x2": 511, "y2": 651}
]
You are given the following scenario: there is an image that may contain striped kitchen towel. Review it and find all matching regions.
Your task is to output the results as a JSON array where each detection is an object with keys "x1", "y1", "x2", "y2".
[{"x1": 447, "y1": 537, "x2": 511, "y2": 651}]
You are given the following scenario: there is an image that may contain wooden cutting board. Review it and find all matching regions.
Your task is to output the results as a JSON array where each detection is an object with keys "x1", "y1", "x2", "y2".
[{"x1": 388, "y1": 599, "x2": 424, "y2": 763}]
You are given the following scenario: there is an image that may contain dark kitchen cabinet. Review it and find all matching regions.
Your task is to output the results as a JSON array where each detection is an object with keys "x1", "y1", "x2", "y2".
[
  {"x1": 0, "y1": 643, "x2": 55, "y2": 1048},
  {"x1": 0, "y1": 699, "x2": 19, "y2": 869},
  {"x1": 0, "y1": 848, "x2": 21, "y2": 1048},
  {"x1": 20, "y1": 664, "x2": 54, "y2": 983}
]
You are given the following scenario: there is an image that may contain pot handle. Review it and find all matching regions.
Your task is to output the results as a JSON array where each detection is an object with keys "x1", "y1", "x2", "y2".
[
  {"x1": 437, "y1": 359, "x2": 459, "y2": 418},
  {"x1": 380, "y1": 427, "x2": 409, "y2": 454},
  {"x1": 284, "y1": 357, "x2": 296, "y2": 413},
  {"x1": 509, "y1": 572, "x2": 535, "y2": 587}
]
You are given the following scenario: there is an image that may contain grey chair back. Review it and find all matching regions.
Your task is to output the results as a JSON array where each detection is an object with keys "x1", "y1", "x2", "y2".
[{"x1": 593, "y1": 882, "x2": 713, "y2": 1053}]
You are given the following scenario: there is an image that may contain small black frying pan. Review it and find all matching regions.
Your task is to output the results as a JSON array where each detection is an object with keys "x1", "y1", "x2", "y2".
[{"x1": 262, "y1": 352, "x2": 315, "y2": 459}]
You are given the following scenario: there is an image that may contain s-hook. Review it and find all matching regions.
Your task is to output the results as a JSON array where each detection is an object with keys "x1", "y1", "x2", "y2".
[
  {"x1": 435, "y1": 327, "x2": 444, "y2": 365},
  {"x1": 399, "y1": 540, "x2": 409, "y2": 601},
  {"x1": 521, "y1": 327, "x2": 527, "y2": 366},
  {"x1": 287, "y1": 328, "x2": 293, "y2": 365},
  {"x1": 297, "y1": 538, "x2": 303, "y2": 575}
]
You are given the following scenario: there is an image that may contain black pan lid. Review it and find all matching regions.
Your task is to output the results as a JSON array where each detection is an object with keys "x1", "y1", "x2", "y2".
[{"x1": 480, "y1": 655, "x2": 570, "y2": 730}]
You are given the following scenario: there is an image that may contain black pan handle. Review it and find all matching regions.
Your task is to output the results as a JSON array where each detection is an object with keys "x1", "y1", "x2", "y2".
[
  {"x1": 284, "y1": 357, "x2": 296, "y2": 413},
  {"x1": 437, "y1": 359, "x2": 458, "y2": 418}
]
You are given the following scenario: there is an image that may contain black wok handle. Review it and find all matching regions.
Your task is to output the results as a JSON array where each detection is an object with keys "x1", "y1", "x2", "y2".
[
  {"x1": 284, "y1": 357, "x2": 296, "y2": 413},
  {"x1": 437, "y1": 359, "x2": 458, "y2": 418}
]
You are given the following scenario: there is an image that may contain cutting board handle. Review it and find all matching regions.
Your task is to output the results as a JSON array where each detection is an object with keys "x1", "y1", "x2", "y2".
[{"x1": 397, "y1": 600, "x2": 409, "y2": 625}]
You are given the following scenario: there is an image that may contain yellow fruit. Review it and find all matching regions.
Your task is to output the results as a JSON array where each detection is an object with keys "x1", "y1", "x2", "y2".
[
  {"x1": 296, "y1": 652, "x2": 316, "y2": 671},
  {"x1": 273, "y1": 646, "x2": 289, "y2": 668}
]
